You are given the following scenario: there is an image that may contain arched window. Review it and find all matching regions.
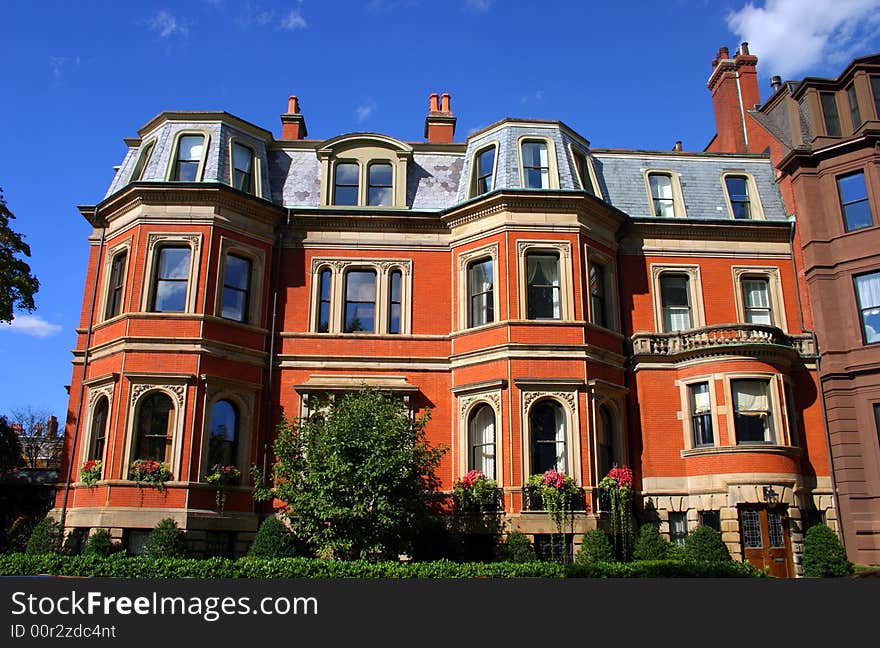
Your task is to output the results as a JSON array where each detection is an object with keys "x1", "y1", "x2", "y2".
[
  {"x1": 597, "y1": 405, "x2": 616, "y2": 480},
  {"x1": 530, "y1": 400, "x2": 566, "y2": 474},
  {"x1": 334, "y1": 162, "x2": 359, "y2": 205},
  {"x1": 89, "y1": 397, "x2": 109, "y2": 461},
  {"x1": 368, "y1": 163, "x2": 393, "y2": 206},
  {"x1": 467, "y1": 257, "x2": 494, "y2": 327},
  {"x1": 171, "y1": 134, "x2": 206, "y2": 182},
  {"x1": 388, "y1": 269, "x2": 402, "y2": 334},
  {"x1": 208, "y1": 400, "x2": 238, "y2": 468},
  {"x1": 231, "y1": 142, "x2": 256, "y2": 194},
  {"x1": 316, "y1": 268, "x2": 332, "y2": 332},
  {"x1": 134, "y1": 392, "x2": 174, "y2": 463},
  {"x1": 468, "y1": 404, "x2": 495, "y2": 479}
]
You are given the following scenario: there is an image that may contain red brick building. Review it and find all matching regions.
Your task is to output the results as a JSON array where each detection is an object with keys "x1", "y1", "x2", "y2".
[{"x1": 55, "y1": 74, "x2": 832, "y2": 573}]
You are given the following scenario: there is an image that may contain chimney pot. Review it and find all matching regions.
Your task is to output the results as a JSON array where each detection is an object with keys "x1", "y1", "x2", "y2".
[
  {"x1": 424, "y1": 92, "x2": 456, "y2": 143},
  {"x1": 287, "y1": 95, "x2": 300, "y2": 114},
  {"x1": 440, "y1": 92, "x2": 451, "y2": 114},
  {"x1": 770, "y1": 75, "x2": 782, "y2": 91},
  {"x1": 429, "y1": 93, "x2": 440, "y2": 113},
  {"x1": 673, "y1": 141, "x2": 682, "y2": 152},
  {"x1": 740, "y1": 42, "x2": 749, "y2": 55},
  {"x1": 719, "y1": 46, "x2": 729, "y2": 59},
  {"x1": 281, "y1": 93, "x2": 308, "y2": 140}
]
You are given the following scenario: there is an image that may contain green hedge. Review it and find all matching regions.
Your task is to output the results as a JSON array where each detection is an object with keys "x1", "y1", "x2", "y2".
[{"x1": 0, "y1": 554, "x2": 761, "y2": 578}]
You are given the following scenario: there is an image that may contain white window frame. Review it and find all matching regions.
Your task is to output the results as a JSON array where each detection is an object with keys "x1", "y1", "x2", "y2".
[
  {"x1": 723, "y1": 373, "x2": 789, "y2": 447},
  {"x1": 677, "y1": 376, "x2": 720, "y2": 451},
  {"x1": 166, "y1": 130, "x2": 210, "y2": 182},
  {"x1": 469, "y1": 142, "x2": 500, "y2": 198},
  {"x1": 586, "y1": 246, "x2": 617, "y2": 331},
  {"x1": 650, "y1": 264, "x2": 705, "y2": 333},
  {"x1": 453, "y1": 380, "x2": 505, "y2": 487},
  {"x1": 122, "y1": 377, "x2": 190, "y2": 480},
  {"x1": 643, "y1": 169, "x2": 687, "y2": 218},
  {"x1": 140, "y1": 233, "x2": 202, "y2": 314},
  {"x1": 457, "y1": 243, "x2": 500, "y2": 331},
  {"x1": 569, "y1": 145, "x2": 603, "y2": 199},
  {"x1": 228, "y1": 137, "x2": 261, "y2": 197},
  {"x1": 721, "y1": 172, "x2": 765, "y2": 220},
  {"x1": 99, "y1": 238, "x2": 132, "y2": 323},
  {"x1": 516, "y1": 240, "x2": 574, "y2": 321},
  {"x1": 213, "y1": 237, "x2": 266, "y2": 326},
  {"x1": 732, "y1": 266, "x2": 787, "y2": 331},
  {"x1": 129, "y1": 138, "x2": 157, "y2": 183},
  {"x1": 518, "y1": 136, "x2": 560, "y2": 190}
]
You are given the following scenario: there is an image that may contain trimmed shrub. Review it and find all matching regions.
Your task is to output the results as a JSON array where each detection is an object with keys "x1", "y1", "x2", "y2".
[
  {"x1": 144, "y1": 518, "x2": 188, "y2": 559},
  {"x1": 802, "y1": 524, "x2": 853, "y2": 578},
  {"x1": 25, "y1": 517, "x2": 62, "y2": 555},
  {"x1": 633, "y1": 523, "x2": 671, "y2": 561},
  {"x1": 575, "y1": 529, "x2": 615, "y2": 564},
  {"x1": 683, "y1": 525, "x2": 731, "y2": 563},
  {"x1": 566, "y1": 559, "x2": 762, "y2": 578},
  {"x1": 248, "y1": 517, "x2": 297, "y2": 558},
  {"x1": 495, "y1": 531, "x2": 535, "y2": 563},
  {"x1": 83, "y1": 530, "x2": 119, "y2": 557}
]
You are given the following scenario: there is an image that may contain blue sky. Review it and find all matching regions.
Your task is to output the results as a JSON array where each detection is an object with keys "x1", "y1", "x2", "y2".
[{"x1": 2, "y1": 0, "x2": 880, "y2": 422}]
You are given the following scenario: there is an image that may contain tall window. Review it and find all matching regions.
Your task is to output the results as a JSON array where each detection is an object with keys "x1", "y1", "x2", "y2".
[
  {"x1": 388, "y1": 269, "x2": 402, "y2": 334},
  {"x1": 660, "y1": 274, "x2": 691, "y2": 331},
  {"x1": 649, "y1": 173, "x2": 674, "y2": 217},
  {"x1": 468, "y1": 404, "x2": 495, "y2": 479},
  {"x1": 668, "y1": 512, "x2": 687, "y2": 547},
  {"x1": 838, "y1": 171, "x2": 872, "y2": 231},
  {"x1": 589, "y1": 263, "x2": 606, "y2": 327},
  {"x1": 151, "y1": 246, "x2": 191, "y2": 312},
  {"x1": 473, "y1": 146, "x2": 496, "y2": 196},
  {"x1": 530, "y1": 400, "x2": 566, "y2": 474},
  {"x1": 130, "y1": 140, "x2": 155, "y2": 182},
  {"x1": 526, "y1": 253, "x2": 561, "y2": 320},
  {"x1": 105, "y1": 250, "x2": 127, "y2": 319},
  {"x1": 724, "y1": 176, "x2": 752, "y2": 219},
  {"x1": 343, "y1": 270, "x2": 376, "y2": 332},
  {"x1": 220, "y1": 255, "x2": 251, "y2": 323},
  {"x1": 699, "y1": 510, "x2": 721, "y2": 532},
  {"x1": 334, "y1": 162, "x2": 359, "y2": 206},
  {"x1": 134, "y1": 392, "x2": 174, "y2": 463},
  {"x1": 846, "y1": 84, "x2": 861, "y2": 131},
  {"x1": 742, "y1": 277, "x2": 772, "y2": 325},
  {"x1": 872, "y1": 76, "x2": 880, "y2": 120},
  {"x1": 467, "y1": 258, "x2": 494, "y2": 327},
  {"x1": 89, "y1": 397, "x2": 109, "y2": 462},
  {"x1": 574, "y1": 152, "x2": 595, "y2": 195},
  {"x1": 874, "y1": 404, "x2": 880, "y2": 451},
  {"x1": 732, "y1": 379, "x2": 774, "y2": 444},
  {"x1": 597, "y1": 405, "x2": 616, "y2": 480},
  {"x1": 368, "y1": 163, "x2": 392, "y2": 206},
  {"x1": 820, "y1": 92, "x2": 842, "y2": 136},
  {"x1": 231, "y1": 143, "x2": 256, "y2": 194},
  {"x1": 689, "y1": 382, "x2": 713, "y2": 447},
  {"x1": 316, "y1": 268, "x2": 332, "y2": 333},
  {"x1": 208, "y1": 399, "x2": 238, "y2": 468},
  {"x1": 521, "y1": 141, "x2": 550, "y2": 189},
  {"x1": 172, "y1": 135, "x2": 205, "y2": 182},
  {"x1": 855, "y1": 271, "x2": 880, "y2": 344}
]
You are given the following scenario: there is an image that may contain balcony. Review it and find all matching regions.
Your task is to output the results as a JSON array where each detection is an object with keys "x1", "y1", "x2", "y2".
[
  {"x1": 453, "y1": 488, "x2": 505, "y2": 515},
  {"x1": 521, "y1": 486, "x2": 588, "y2": 512},
  {"x1": 630, "y1": 324, "x2": 816, "y2": 363}
]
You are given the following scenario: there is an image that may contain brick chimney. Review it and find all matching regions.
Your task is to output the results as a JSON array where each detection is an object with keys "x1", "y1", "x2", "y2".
[
  {"x1": 424, "y1": 92, "x2": 456, "y2": 143},
  {"x1": 707, "y1": 42, "x2": 760, "y2": 153},
  {"x1": 280, "y1": 94, "x2": 308, "y2": 140}
]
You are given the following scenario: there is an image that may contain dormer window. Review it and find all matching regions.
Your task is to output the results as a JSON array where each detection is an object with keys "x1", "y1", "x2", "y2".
[
  {"x1": 521, "y1": 140, "x2": 550, "y2": 189},
  {"x1": 724, "y1": 175, "x2": 752, "y2": 219},
  {"x1": 573, "y1": 151, "x2": 595, "y2": 195},
  {"x1": 318, "y1": 134, "x2": 412, "y2": 208},
  {"x1": 368, "y1": 163, "x2": 393, "y2": 206},
  {"x1": 231, "y1": 143, "x2": 256, "y2": 195},
  {"x1": 171, "y1": 134, "x2": 206, "y2": 182},
  {"x1": 472, "y1": 145, "x2": 496, "y2": 197},
  {"x1": 334, "y1": 163, "x2": 359, "y2": 206},
  {"x1": 649, "y1": 173, "x2": 674, "y2": 217},
  {"x1": 130, "y1": 140, "x2": 156, "y2": 182}
]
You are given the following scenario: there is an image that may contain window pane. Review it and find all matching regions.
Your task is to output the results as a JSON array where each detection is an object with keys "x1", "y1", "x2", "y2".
[
  {"x1": 476, "y1": 147, "x2": 496, "y2": 195},
  {"x1": 576, "y1": 153, "x2": 594, "y2": 195},
  {"x1": 522, "y1": 142, "x2": 548, "y2": 167},
  {"x1": 90, "y1": 398, "x2": 109, "y2": 461},
  {"x1": 856, "y1": 272, "x2": 880, "y2": 343},
  {"x1": 732, "y1": 379, "x2": 774, "y2": 444},
  {"x1": 179, "y1": 135, "x2": 204, "y2": 161},
  {"x1": 334, "y1": 163, "x2": 359, "y2": 205},
  {"x1": 725, "y1": 176, "x2": 751, "y2": 219},
  {"x1": 232, "y1": 144, "x2": 253, "y2": 173},
  {"x1": 158, "y1": 247, "x2": 190, "y2": 280},
  {"x1": 132, "y1": 141, "x2": 155, "y2": 181},
  {"x1": 821, "y1": 92, "x2": 842, "y2": 136},
  {"x1": 344, "y1": 270, "x2": 376, "y2": 332},
  {"x1": 369, "y1": 163, "x2": 392, "y2": 186},
  {"x1": 208, "y1": 400, "x2": 238, "y2": 468},
  {"x1": 589, "y1": 263, "x2": 606, "y2": 327},
  {"x1": 650, "y1": 174, "x2": 674, "y2": 217},
  {"x1": 839, "y1": 172, "x2": 868, "y2": 203},
  {"x1": 224, "y1": 255, "x2": 250, "y2": 291},
  {"x1": 767, "y1": 511, "x2": 785, "y2": 548},
  {"x1": 317, "y1": 269, "x2": 331, "y2": 333},
  {"x1": 106, "y1": 251, "x2": 127, "y2": 319},
  {"x1": 741, "y1": 509, "x2": 763, "y2": 548},
  {"x1": 153, "y1": 247, "x2": 190, "y2": 312},
  {"x1": 388, "y1": 270, "x2": 401, "y2": 334},
  {"x1": 368, "y1": 187, "x2": 392, "y2": 206},
  {"x1": 221, "y1": 288, "x2": 246, "y2": 321},
  {"x1": 530, "y1": 401, "x2": 565, "y2": 474},
  {"x1": 669, "y1": 512, "x2": 687, "y2": 546},
  {"x1": 522, "y1": 142, "x2": 549, "y2": 189},
  {"x1": 135, "y1": 393, "x2": 173, "y2": 463},
  {"x1": 847, "y1": 84, "x2": 861, "y2": 130},
  {"x1": 660, "y1": 275, "x2": 689, "y2": 307},
  {"x1": 468, "y1": 258, "x2": 494, "y2": 327},
  {"x1": 689, "y1": 382, "x2": 713, "y2": 446},
  {"x1": 872, "y1": 76, "x2": 880, "y2": 122},
  {"x1": 526, "y1": 254, "x2": 560, "y2": 319},
  {"x1": 335, "y1": 163, "x2": 358, "y2": 184},
  {"x1": 743, "y1": 278, "x2": 772, "y2": 325},
  {"x1": 838, "y1": 172, "x2": 872, "y2": 231},
  {"x1": 469, "y1": 405, "x2": 496, "y2": 478}
]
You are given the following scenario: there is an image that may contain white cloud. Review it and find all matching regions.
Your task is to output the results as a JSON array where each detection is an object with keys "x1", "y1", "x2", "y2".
[
  {"x1": 464, "y1": 0, "x2": 494, "y2": 12},
  {"x1": 146, "y1": 9, "x2": 189, "y2": 38},
  {"x1": 3, "y1": 315, "x2": 63, "y2": 338},
  {"x1": 239, "y1": 3, "x2": 308, "y2": 30},
  {"x1": 520, "y1": 90, "x2": 544, "y2": 103},
  {"x1": 356, "y1": 100, "x2": 377, "y2": 123},
  {"x1": 279, "y1": 9, "x2": 307, "y2": 30},
  {"x1": 726, "y1": 0, "x2": 880, "y2": 79}
]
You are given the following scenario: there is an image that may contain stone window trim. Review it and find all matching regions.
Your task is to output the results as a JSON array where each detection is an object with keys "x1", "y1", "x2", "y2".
[
  {"x1": 468, "y1": 141, "x2": 500, "y2": 198},
  {"x1": 731, "y1": 266, "x2": 788, "y2": 332},
  {"x1": 129, "y1": 137, "x2": 157, "y2": 183},
  {"x1": 317, "y1": 134, "x2": 413, "y2": 208},
  {"x1": 568, "y1": 144, "x2": 603, "y2": 199},
  {"x1": 585, "y1": 246, "x2": 618, "y2": 332},
  {"x1": 587, "y1": 379, "x2": 627, "y2": 485},
  {"x1": 227, "y1": 136, "x2": 261, "y2": 198},
  {"x1": 295, "y1": 375, "x2": 419, "y2": 419},
  {"x1": 121, "y1": 375, "x2": 191, "y2": 481},
  {"x1": 99, "y1": 237, "x2": 133, "y2": 324},
  {"x1": 455, "y1": 384, "x2": 505, "y2": 487},
  {"x1": 165, "y1": 130, "x2": 211, "y2": 183},
  {"x1": 79, "y1": 376, "x2": 118, "y2": 480},
  {"x1": 642, "y1": 169, "x2": 687, "y2": 218},
  {"x1": 516, "y1": 239, "x2": 575, "y2": 321},
  {"x1": 675, "y1": 374, "x2": 721, "y2": 452},
  {"x1": 140, "y1": 232, "x2": 203, "y2": 314},
  {"x1": 308, "y1": 257, "x2": 412, "y2": 335},
  {"x1": 721, "y1": 372, "x2": 792, "y2": 448},
  {"x1": 517, "y1": 135, "x2": 561, "y2": 190},
  {"x1": 457, "y1": 243, "x2": 500, "y2": 331},
  {"x1": 650, "y1": 264, "x2": 706, "y2": 333},
  {"x1": 213, "y1": 237, "x2": 266, "y2": 326},
  {"x1": 720, "y1": 172, "x2": 766, "y2": 220},
  {"x1": 198, "y1": 380, "x2": 256, "y2": 481}
]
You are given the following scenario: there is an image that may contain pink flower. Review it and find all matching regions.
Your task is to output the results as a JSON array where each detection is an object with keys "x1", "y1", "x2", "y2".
[
  {"x1": 460, "y1": 469, "x2": 484, "y2": 488},
  {"x1": 543, "y1": 469, "x2": 565, "y2": 489}
]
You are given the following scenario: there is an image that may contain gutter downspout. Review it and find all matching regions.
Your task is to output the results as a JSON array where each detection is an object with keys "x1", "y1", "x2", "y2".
[
  {"x1": 735, "y1": 73, "x2": 750, "y2": 151},
  {"x1": 261, "y1": 210, "x2": 287, "y2": 481},
  {"x1": 59, "y1": 212, "x2": 105, "y2": 532}
]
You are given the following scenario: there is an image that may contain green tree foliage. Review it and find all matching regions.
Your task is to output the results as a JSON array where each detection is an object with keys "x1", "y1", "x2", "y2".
[
  {"x1": 143, "y1": 518, "x2": 188, "y2": 558},
  {"x1": 0, "y1": 189, "x2": 39, "y2": 324},
  {"x1": 495, "y1": 531, "x2": 535, "y2": 563},
  {"x1": 25, "y1": 517, "x2": 62, "y2": 555},
  {"x1": 802, "y1": 524, "x2": 853, "y2": 577},
  {"x1": 574, "y1": 529, "x2": 615, "y2": 564},
  {"x1": 255, "y1": 388, "x2": 445, "y2": 560},
  {"x1": 248, "y1": 517, "x2": 298, "y2": 558},
  {"x1": 0, "y1": 416, "x2": 24, "y2": 477},
  {"x1": 683, "y1": 525, "x2": 731, "y2": 563},
  {"x1": 633, "y1": 523, "x2": 672, "y2": 561},
  {"x1": 83, "y1": 530, "x2": 119, "y2": 557}
]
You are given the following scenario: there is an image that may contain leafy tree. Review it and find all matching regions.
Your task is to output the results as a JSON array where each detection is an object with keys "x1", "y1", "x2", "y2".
[
  {"x1": 25, "y1": 517, "x2": 63, "y2": 554},
  {"x1": 0, "y1": 189, "x2": 39, "y2": 324},
  {"x1": 143, "y1": 518, "x2": 188, "y2": 558},
  {"x1": 633, "y1": 523, "x2": 672, "y2": 561},
  {"x1": 83, "y1": 529, "x2": 120, "y2": 557},
  {"x1": 496, "y1": 531, "x2": 535, "y2": 563},
  {"x1": 683, "y1": 525, "x2": 731, "y2": 563},
  {"x1": 10, "y1": 407, "x2": 63, "y2": 470},
  {"x1": 254, "y1": 388, "x2": 445, "y2": 560},
  {"x1": 802, "y1": 524, "x2": 853, "y2": 577},
  {"x1": 248, "y1": 517, "x2": 298, "y2": 558},
  {"x1": 574, "y1": 529, "x2": 615, "y2": 564},
  {"x1": 0, "y1": 416, "x2": 23, "y2": 477}
]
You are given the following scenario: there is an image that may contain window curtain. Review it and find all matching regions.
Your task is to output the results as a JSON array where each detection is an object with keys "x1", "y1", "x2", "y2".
[
  {"x1": 469, "y1": 406, "x2": 495, "y2": 478},
  {"x1": 691, "y1": 383, "x2": 710, "y2": 413},
  {"x1": 555, "y1": 403, "x2": 567, "y2": 472},
  {"x1": 734, "y1": 380, "x2": 769, "y2": 413},
  {"x1": 743, "y1": 279, "x2": 771, "y2": 324},
  {"x1": 527, "y1": 255, "x2": 560, "y2": 318},
  {"x1": 468, "y1": 260, "x2": 493, "y2": 326},
  {"x1": 857, "y1": 273, "x2": 880, "y2": 342}
]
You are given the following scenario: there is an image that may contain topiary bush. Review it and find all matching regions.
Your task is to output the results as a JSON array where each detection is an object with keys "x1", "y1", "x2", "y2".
[
  {"x1": 495, "y1": 531, "x2": 535, "y2": 563},
  {"x1": 683, "y1": 525, "x2": 731, "y2": 563},
  {"x1": 25, "y1": 517, "x2": 63, "y2": 555},
  {"x1": 802, "y1": 524, "x2": 853, "y2": 577},
  {"x1": 574, "y1": 529, "x2": 615, "y2": 564},
  {"x1": 83, "y1": 530, "x2": 119, "y2": 557},
  {"x1": 248, "y1": 517, "x2": 297, "y2": 558},
  {"x1": 143, "y1": 518, "x2": 188, "y2": 558},
  {"x1": 633, "y1": 523, "x2": 671, "y2": 561}
]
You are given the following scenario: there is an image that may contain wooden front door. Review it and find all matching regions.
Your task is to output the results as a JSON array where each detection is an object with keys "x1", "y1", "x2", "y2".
[{"x1": 739, "y1": 505, "x2": 793, "y2": 578}]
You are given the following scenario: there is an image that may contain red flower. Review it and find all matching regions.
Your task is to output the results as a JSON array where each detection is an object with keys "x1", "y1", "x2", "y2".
[{"x1": 83, "y1": 460, "x2": 97, "y2": 471}]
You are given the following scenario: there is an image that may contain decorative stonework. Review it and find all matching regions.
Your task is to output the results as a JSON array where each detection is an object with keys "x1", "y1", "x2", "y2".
[
  {"x1": 522, "y1": 390, "x2": 576, "y2": 413},
  {"x1": 88, "y1": 385, "x2": 114, "y2": 408},
  {"x1": 130, "y1": 382, "x2": 185, "y2": 406},
  {"x1": 310, "y1": 257, "x2": 412, "y2": 276},
  {"x1": 516, "y1": 240, "x2": 571, "y2": 259},
  {"x1": 459, "y1": 392, "x2": 501, "y2": 418},
  {"x1": 146, "y1": 232, "x2": 201, "y2": 253}
]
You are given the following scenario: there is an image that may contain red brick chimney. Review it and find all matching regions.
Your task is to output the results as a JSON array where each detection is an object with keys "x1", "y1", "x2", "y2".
[
  {"x1": 424, "y1": 92, "x2": 456, "y2": 143},
  {"x1": 707, "y1": 43, "x2": 760, "y2": 153},
  {"x1": 280, "y1": 94, "x2": 308, "y2": 140}
]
